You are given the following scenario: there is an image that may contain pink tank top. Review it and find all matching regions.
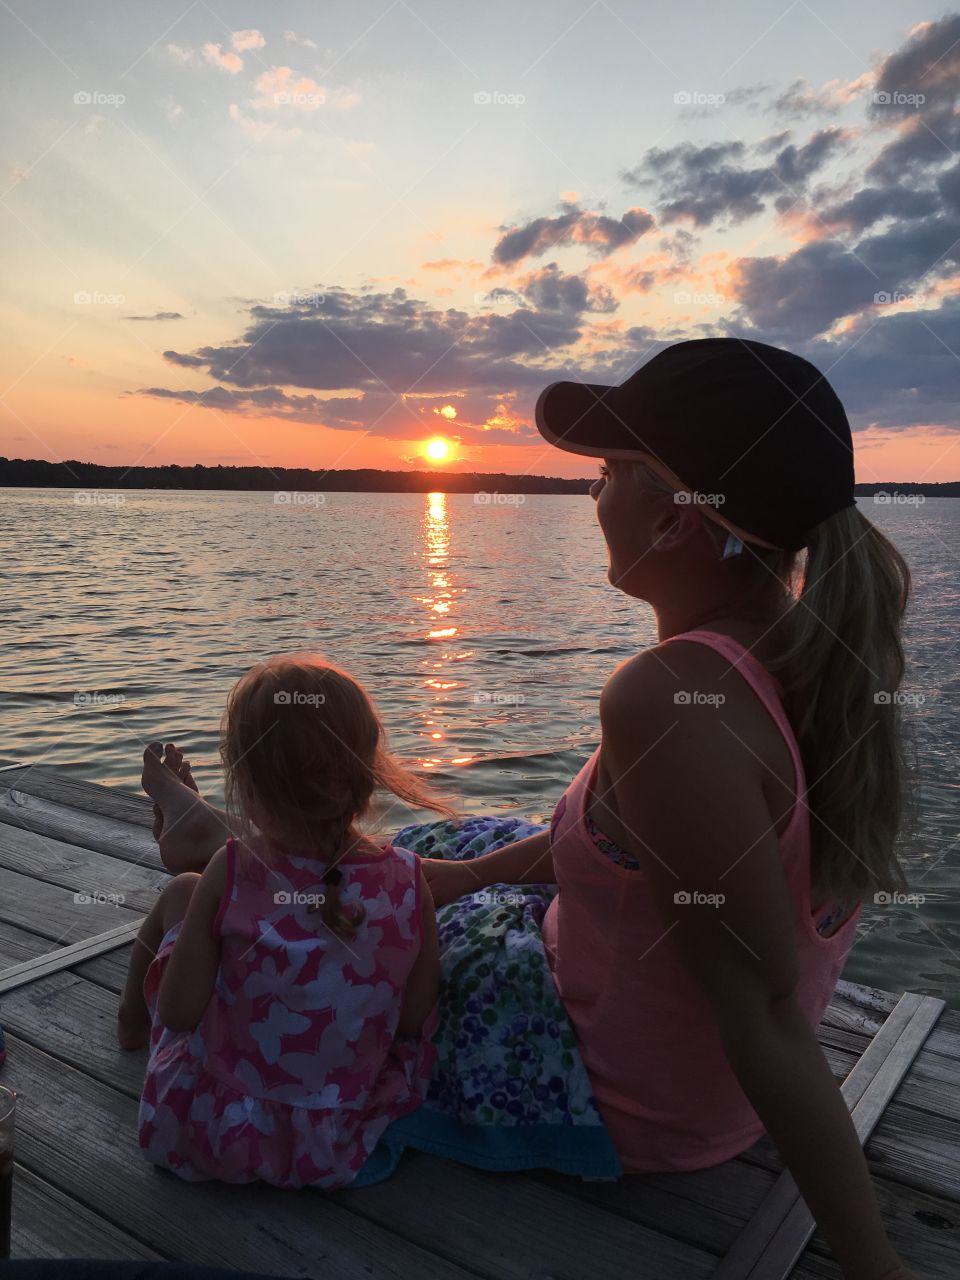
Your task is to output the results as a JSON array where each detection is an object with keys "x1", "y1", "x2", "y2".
[{"x1": 541, "y1": 629, "x2": 861, "y2": 1173}]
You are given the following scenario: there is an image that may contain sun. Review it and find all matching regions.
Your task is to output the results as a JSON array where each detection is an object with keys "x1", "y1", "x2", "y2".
[{"x1": 424, "y1": 437, "x2": 452, "y2": 463}]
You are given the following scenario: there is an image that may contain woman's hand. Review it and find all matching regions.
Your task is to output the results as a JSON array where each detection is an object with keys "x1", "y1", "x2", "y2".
[{"x1": 419, "y1": 856, "x2": 484, "y2": 908}]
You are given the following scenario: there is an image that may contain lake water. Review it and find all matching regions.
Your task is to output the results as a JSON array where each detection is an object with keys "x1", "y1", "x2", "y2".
[{"x1": 2, "y1": 488, "x2": 958, "y2": 1002}]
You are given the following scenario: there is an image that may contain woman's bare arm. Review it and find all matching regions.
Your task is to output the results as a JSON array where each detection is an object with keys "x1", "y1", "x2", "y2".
[{"x1": 420, "y1": 828, "x2": 554, "y2": 907}]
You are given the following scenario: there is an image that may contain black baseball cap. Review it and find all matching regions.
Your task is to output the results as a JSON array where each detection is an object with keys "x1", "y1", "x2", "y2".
[{"x1": 534, "y1": 337, "x2": 856, "y2": 551}]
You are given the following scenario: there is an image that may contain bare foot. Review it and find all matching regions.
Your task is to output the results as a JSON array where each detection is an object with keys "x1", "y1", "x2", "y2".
[
  {"x1": 117, "y1": 1002, "x2": 150, "y2": 1051},
  {"x1": 142, "y1": 743, "x2": 231, "y2": 871},
  {"x1": 143, "y1": 743, "x2": 198, "y2": 841}
]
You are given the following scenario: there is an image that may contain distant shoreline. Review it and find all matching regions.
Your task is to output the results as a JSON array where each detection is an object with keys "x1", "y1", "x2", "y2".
[{"x1": 1, "y1": 457, "x2": 958, "y2": 496}]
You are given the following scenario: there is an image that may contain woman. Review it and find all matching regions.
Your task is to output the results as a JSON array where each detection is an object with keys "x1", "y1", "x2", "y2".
[{"x1": 425, "y1": 337, "x2": 918, "y2": 1279}]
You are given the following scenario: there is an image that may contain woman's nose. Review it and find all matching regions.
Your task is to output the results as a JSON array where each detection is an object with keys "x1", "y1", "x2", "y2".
[{"x1": 589, "y1": 478, "x2": 604, "y2": 501}]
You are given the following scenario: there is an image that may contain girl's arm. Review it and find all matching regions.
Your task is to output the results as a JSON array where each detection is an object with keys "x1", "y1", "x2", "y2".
[
  {"x1": 397, "y1": 868, "x2": 441, "y2": 1037},
  {"x1": 421, "y1": 828, "x2": 554, "y2": 908},
  {"x1": 156, "y1": 846, "x2": 227, "y2": 1032},
  {"x1": 600, "y1": 646, "x2": 910, "y2": 1280}
]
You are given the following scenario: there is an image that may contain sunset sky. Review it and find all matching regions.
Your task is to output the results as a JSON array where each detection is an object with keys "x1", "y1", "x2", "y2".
[{"x1": 2, "y1": 2, "x2": 959, "y2": 481}]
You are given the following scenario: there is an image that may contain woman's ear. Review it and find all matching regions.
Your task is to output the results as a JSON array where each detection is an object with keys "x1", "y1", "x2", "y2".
[{"x1": 650, "y1": 502, "x2": 700, "y2": 552}]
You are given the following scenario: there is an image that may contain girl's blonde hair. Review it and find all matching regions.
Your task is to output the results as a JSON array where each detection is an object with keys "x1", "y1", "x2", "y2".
[
  {"x1": 220, "y1": 653, "x2": 456, "y2": 937},
  {"x1": 612, "y1": 458, "x2": 915, "y2": 904}
]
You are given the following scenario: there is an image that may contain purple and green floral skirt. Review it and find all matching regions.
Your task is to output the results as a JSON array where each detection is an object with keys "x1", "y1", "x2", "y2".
[{"x1": 352, "y1": 817, "x2": 622, "y2": 1185}]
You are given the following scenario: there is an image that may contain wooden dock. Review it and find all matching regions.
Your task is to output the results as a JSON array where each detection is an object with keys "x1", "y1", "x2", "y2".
[{"x1": 0, "y1": 760, "x2": 958, "y2": 1278}]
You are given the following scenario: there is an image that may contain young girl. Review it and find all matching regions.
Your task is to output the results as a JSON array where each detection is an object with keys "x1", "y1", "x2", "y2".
[{"x1": 118, "y1": 653, "x2": 447, "y2": 1190}]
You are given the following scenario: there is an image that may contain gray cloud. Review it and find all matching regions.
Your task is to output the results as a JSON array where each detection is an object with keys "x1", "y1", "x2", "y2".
[
  {"x1": 492, "y1": 202, "x2": 654, "y2": 265},
  {"x1": 125, "y1": 311, "x2": 185, "y2": 321},
  {"x1": 621, "y1": 129, "x2": 849, "y2": 227},
  {"x1": 519, "y1": 263, "x2": 618, "y2": 314}
]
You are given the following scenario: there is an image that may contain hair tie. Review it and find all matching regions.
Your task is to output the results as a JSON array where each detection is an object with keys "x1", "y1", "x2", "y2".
[{"x1": 323, "y1": 866, "x2": 343, "y2": 887}]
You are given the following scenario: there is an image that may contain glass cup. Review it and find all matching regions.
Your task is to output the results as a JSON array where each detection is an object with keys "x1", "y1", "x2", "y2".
[{"x1": 0, "y1": 1086, "x2": 15, "y2": 1259}]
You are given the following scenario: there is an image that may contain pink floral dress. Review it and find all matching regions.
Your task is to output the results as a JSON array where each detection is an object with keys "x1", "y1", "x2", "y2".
[{"x1": 139, "y1": 835, "x2": 438, "y2": 1189}]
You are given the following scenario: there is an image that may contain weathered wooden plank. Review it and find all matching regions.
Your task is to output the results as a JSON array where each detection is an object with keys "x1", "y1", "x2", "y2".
[
  {"x1": 3, "y1": 1033, "x2": 481, "y2": 1279},
  {"x1": 720, "y1": 994, "x2": 943, "y2": 1278},
  {"x1": 0, "y1": 766, "x2": 153, "y2": 827},
  {"x1": 0, "y1": 920, "x2": 59, "y2": 969},
  {"x1": 0, "y1": 921, "x2": 145, "y2": 995},
  {"x1": 0, "y1": 864, "x2": 142, "y2": 946},
  {"x1": 11, "y1": 1165, "x2": 165, "y2": 1261},
  {"x1": 0, "y1": 788, "x2": 160, "y2": 868},
  {"x1": 72, "y1": 944, "x2": 132, "y2": 992},
  {"x1": 0, "y1": 820, "x2": 166, "y2": 911}
]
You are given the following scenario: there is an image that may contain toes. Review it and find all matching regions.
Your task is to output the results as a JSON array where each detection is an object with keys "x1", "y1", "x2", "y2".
[
  {"x1": 163, "y1": 744, "x2": 183, "y2": 773},
  {"x1": 179, "y1": 760, "x2": 200, "y2": 794},
  {"x1": 145, "y1": 742, "x2": 163, "y2": 764}
]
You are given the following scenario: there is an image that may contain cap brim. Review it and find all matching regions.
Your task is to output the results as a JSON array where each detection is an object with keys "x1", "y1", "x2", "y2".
[{"x1": 534, "y1": 380, "x2": 661, "y2": 461}]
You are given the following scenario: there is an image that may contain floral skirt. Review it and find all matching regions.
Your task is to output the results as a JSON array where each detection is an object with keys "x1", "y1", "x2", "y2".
[{"x1": 352, "y1": 816, "x2": 621, "y2": 1184}]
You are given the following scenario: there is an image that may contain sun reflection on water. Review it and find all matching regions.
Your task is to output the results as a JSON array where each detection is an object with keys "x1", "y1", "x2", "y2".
[{"x1": 414, "y1": 492, "x2": 474, "y2": 770}]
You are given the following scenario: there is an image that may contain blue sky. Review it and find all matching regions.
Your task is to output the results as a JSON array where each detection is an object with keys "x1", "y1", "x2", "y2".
[{"x1": 1, "y1": 2, "x2": 958, "y2": 478}]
